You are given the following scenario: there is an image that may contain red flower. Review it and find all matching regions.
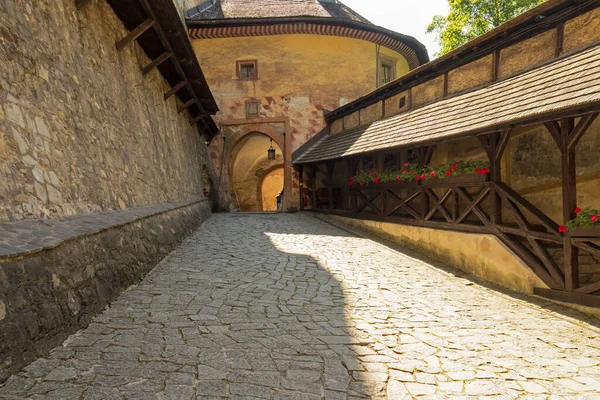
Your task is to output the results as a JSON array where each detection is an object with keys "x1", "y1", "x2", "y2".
[
  {"x1": 411, "y1": 170, "x2": 415, "y2": 174},
  {"x1": 374, "y1": 177, "x2": 380, "y2": 184},
  {"x1": 482, "y1": 167, "x2": 489, "y2": 175},
  {"x1": 574, "y1": 207, "x2": 582, "y2": 214},
  {"x1": 558, "y1": 225, "x2": 567, "y2": 233},
  {"x1": 403, "y1": 170, "x2": 407, "y2": 175},
  {"x1": 396, "y1": 175, "x2": 400, "y2": 181},
  {"x1": 404, "y1": 162, "x2": 409, "y2": 167},
  {"x1": 349, "y1": 177, "x2": 354, "y2": 185},
  {"x1": 372, "y1": 173, "x2": 377, "y2": 177},
  {"x1": 446, "y1": 171, "x2": 452, "y2": 177},
  {"x1": 415, "y1": 175, "x2": 420, "y2": 181},
  {"x1": 359, "y1": 182, "x2": 364, "y2": 187},
  {"x1": 420, "y1": 174, "x2": 425, "y2": 179},
  {"x1": 430, "y1": 171, "x2": 435, "y2": 177},
  {"x1": 475, "y1": 168, "x2": 481, "y2": 174},
  {"x1": 367, "y1": 169, "x2": 371, "y2": 173},
  {"x1": 592, "y1": 215, "x2": 598, "y2": 222}
]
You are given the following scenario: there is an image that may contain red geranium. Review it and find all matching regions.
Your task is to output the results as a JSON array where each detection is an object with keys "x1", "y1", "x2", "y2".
[
  {"x1": 359, "y1": 182, "x2": 364, "y2": 187},
  {"x1": 395, "y1": 175, "x2": 400, "y2": 181},
  {"x1": 430, "y1": 171, "x2": 435, "y2": 177},
  {"x1": 592, "y1": 215, "x2": 598, "y2": 222},
  {"x1": 574, "y1": 207, "x2": 582, "y2": 214},
  {"x1": 420, "y1": 174, "x2": 425, "y2": 180},
  {"x1": 415, "y1": 175, "x2": 420, "y2": 181},
  {"x1": 446, "y1": 171, "x2": 452, "y2": 177},
  {"x1": 558, "y1": 225, "x2": 567, "y2": 233},
  {"x1": 403, "y1": 170, "x2": 407, "y2": 175},
  {"x1": 374, "y1": 177, "x2": 380, "y2": 184},
  {"x1": 404, "y1": 162, "x2": 409, "y2": 167}
]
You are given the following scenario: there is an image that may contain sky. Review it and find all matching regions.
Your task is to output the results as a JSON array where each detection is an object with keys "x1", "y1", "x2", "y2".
[{"x1": 341, "y1": 0, "x2": 450, "y2": 60}]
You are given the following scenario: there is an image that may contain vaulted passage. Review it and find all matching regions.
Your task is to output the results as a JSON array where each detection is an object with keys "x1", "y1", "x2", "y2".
[
  {"x1": 230, "y1": 132, "x2": 284, "y2": 211},
  {"x1": 2, "y1": 213, "x2": 599, "y2": 398}
]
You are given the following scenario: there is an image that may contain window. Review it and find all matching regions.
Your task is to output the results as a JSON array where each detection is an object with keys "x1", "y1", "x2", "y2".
[
  {"x1": 236, "y1": 60, "x2": 258, "y2": 80},
  {"x1": 407, "y1": 149, "x2": 419, "y2": 164},
  {"x1": 245, "y1": 100, "x2": 260, "y2": 118},
  {"x1": 362, "y1": 155, "x2": 375, "y2": 172},
  {"x1": 378, "y1": 54, "x2": 397, "y2": 87},
  {"x1": 383, "y1": 152, "x2": 399, "y2": 170},
  {"x1": 399, "y1": 96, "x2": 406, "y2": 109}
]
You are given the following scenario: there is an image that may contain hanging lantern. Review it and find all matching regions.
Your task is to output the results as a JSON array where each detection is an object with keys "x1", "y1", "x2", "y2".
[{"x1": 267, "y1": 139, "x2": 276, "y2": 160}]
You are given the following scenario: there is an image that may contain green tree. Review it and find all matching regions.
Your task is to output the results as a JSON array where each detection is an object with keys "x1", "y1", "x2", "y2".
[{"x1": 427, "y1": 0, "x2": 544, "y2": 56}]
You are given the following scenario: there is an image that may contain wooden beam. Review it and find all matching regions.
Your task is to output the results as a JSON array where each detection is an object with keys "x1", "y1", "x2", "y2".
[
  {"x1": 568, "y1": 112, "x2": 598, "y2": 150},
  {"x1": 560, "y1": 117, "x2": 579, "y2": 291},
  {"x1": 142, "y1": 52, "x2": 172, "y2": 75},
  {"x1": 191, "y1": 114, "x2": 206, "y2": 123},
  {"x1": 177, "y1": 99, "x2": 196, "y2": 113},
  {"x1": 555, "y1": 22, "x2": 564, "y2": 58},
  {"x1": 299, "y1": 165, "x2": 305, "y2": 211},
  {"x1": 116, "y1": 19, "x2": 155, "y2": 51},
  {"x1": 75, "y1": 0, "x2": 92, "y2": 9},
  {"x1": 326, "y1": 162, "x2": 334, "y2": 210},
  {"x1": 544, "y1": 121, "x2": 562, "y2": 148},
  {"x1": 164, "y1": 81, "x2": 187, "y2": 100},
  {"x1": 311, "y1": 165, "x2": 317, "y2": 209}
]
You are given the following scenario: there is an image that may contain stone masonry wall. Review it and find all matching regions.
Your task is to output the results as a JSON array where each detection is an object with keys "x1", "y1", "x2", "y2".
[
  {"x1": 0, "y1": 201, "x2": 211, "y2": 383},
  {"x1": 0, "y1": 0, "x2": 216, "y2": 222}
]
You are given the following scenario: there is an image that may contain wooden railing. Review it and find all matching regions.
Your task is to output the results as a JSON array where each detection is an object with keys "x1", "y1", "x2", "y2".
[{"x1": 310, "y1": 176, "x2": 600, "y2": 306}]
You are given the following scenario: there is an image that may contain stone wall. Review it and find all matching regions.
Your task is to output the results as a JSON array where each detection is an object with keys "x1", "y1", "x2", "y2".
[
  {"x1": 0, "y1": 201, "x2": 211, "y2": 383},
  {"x1": 0, "y1": 0, "x2": 218, "y2": 222}
]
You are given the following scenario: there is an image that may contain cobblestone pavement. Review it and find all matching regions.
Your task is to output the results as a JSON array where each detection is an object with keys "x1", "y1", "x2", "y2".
[{"x1": 1, "y1": 213, "x2": 600, "y2": 399}]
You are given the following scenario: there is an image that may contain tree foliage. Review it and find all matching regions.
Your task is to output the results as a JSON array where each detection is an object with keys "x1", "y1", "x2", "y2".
[{"x1": 427, "y1": 0, "x2": 545, "y2": 56}]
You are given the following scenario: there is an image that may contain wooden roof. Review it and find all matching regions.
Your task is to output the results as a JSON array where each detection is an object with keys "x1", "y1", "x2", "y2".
[
  {"x1": 294, "y1": 43, "x2": 600, "y2": 164},
  {"x1": 324, "y1": 0, "x2": 598, "y2": 124},
  {"x1": 106, "y1": 0, "x2": 220, "y2": 135}
]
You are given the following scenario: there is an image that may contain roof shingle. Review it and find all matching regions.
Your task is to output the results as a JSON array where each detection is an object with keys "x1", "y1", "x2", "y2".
[
  {"x1": 186, "y1": 0, "x2": 371, "y2": 23},
  {"x1": 294, "y1": 44, "x2": 600, "y2": 164}
]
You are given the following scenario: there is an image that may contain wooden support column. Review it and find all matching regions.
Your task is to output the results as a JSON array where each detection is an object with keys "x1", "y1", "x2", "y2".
[
  {"x1": 348, "y1": 159, "x2": 356, "y2": 213},
  {"x1": 164, "y1": 81, "x2": 187, "y2": 100},
  {"x1": 417, "y1": 145, "x2": 435, "y2": 218},
  {"x1": 116, "y1": 19, "x2": 155, "y2": 51},
  {"x1": 545, "y1": 113, "x2": 598, "y2": 291},
  {"x1": 311, "y1": 165, "x2": 317, "y2": 209},
  {"x1": 299, "y1": 165, "x2": 304, "y2": 211},
  {"x1": 142, "y1": 52, "x2": 172, "y2": 75},
  {"x1": 478, "y1": 130, "x2": 510, "y2": 224},
  {"x1": 326, "y1": 162, "x2": 334, "y2": 210}
]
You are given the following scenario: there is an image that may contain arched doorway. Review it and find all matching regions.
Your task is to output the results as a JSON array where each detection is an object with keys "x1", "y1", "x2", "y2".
[
  {"x1": 260, "y1": 167, "x2": 284, "y2": 211},
  {"x1": 229, "y1": 132, "x2": 284, "y2": 211}
]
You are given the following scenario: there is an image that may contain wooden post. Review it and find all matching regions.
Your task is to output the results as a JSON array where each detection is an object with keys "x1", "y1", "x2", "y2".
[
  {"x1": 561, "y1": 118, "x2": 578, "y2": 291},
  {"x1": 299, "y1": 165, "x2": 304, "y2": 211},
  {"x1": 348, "y1": 159, "x2": 356, "y2": 213},
  {"x1": 478, "y1": 130, "x2": 510, "y2": 224},
  {"x1": 311, "y1": 165, "x2": 317, "y2": 210},
  {"x1": 326, "y1": 162, "x2": 334, "y2": 210},
  {"x1": 544, "y1": 114, "x2": 599, "y2": 291},
  {"x1": 116, "y1": 19, "x2": 155, "y2": 51},
  {"x1": 418, "y1": 145, "x2": 435, "y2": 218},
  {"x1": 177, "y1": 99, "x2": 196, "y2": 113}
]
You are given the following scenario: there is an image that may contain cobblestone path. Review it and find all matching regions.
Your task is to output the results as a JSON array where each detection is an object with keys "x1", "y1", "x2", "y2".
[{"x1": 1, "y1": 213, "x2": 600, "y2": 399}]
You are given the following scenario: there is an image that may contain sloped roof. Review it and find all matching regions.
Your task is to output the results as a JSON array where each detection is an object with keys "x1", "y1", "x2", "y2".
[
  {"x1": 185, "y1": 0, "x2": 430, "y2": 67},
  {"x1": 185, "y1": 0, "x2": 370, "y2": 23},
  {"x1": 294, "y1": 43, "x2": 600, "y2": 164}
]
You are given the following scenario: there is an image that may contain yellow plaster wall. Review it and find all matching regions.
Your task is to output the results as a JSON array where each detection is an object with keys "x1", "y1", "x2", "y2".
[
  {"x1": 327, "y1": 215, "x2": 548, "y2": 295},
  {"x1": 192, "y1": 34, "x2": 409, "y2": 111},
  {"x1": 563, "y1": 8, "x2": 600, "y2": 54}
]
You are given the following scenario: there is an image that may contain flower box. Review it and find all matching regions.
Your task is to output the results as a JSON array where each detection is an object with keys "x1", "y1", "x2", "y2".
[
  {"x1": 569, "y1": 226, "x2": 600, "y2": 238},
  {"x1": 423, "y1": 173, "x2": 489, "y2": 186},
  {"x1": 350, "y1": 181, "x2": 418, "y2": 190}
]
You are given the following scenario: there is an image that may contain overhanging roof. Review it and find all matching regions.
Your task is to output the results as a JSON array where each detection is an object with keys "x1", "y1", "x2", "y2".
[
  {"x1": 294, "y1": 43, "x2": 600, "y2": 164},
  {"x1": 105, "y1": 0, "x2": 220, "y2": 135}
]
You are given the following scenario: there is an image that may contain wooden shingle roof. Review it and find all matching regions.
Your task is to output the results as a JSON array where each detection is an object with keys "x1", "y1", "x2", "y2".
[{"x1": 294, "y1": 44, "x2": 600, "y2": 164}]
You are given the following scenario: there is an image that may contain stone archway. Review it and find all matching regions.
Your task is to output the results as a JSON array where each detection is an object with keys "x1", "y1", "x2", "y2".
[
  {"x1": 258, "y1": 165, "x2": 284, "y2": 211},
  {"x1": 228, "y1": 131, "x2": 284, "y2": 211}
]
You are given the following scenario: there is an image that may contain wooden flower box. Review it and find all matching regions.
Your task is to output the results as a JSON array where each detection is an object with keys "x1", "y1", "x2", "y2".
[
  {"x1": 422, "y1": 173, "x2": 489, "y2": 186},
  {"x1": 569, "y1": 225, "x2": 600, "y2": 238}
]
